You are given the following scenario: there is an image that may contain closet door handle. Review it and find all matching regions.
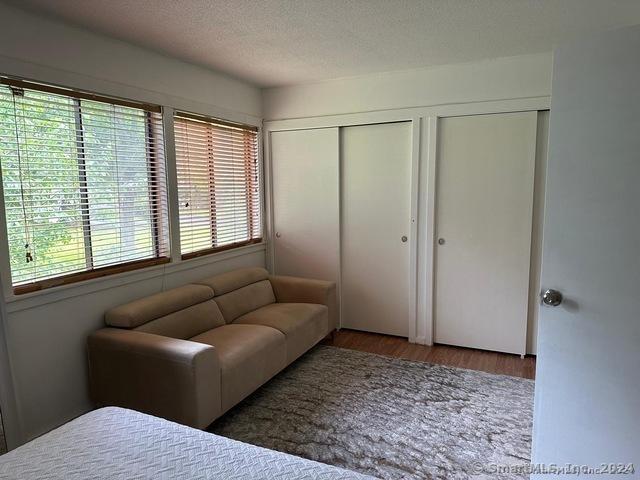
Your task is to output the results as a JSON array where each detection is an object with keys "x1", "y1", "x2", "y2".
[
  {"x1": 541, "y1": 289, "x2": 563, "y2": 307},
  {"x1": 275, "y1": 232, "x2": 281, "y2": 238},
  {"x1": 401, "y1": 235, "x2": 408, "y2": 243}
]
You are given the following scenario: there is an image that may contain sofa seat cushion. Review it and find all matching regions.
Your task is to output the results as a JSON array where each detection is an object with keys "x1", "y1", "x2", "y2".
[
  {"x1": 190, "y1": 324, "x2": 286, "y2": 412},
  {"x1": 234, "y1": 303, "x2": 328, "y2": 363}
]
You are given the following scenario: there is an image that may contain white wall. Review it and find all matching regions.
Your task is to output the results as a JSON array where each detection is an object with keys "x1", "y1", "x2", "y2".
[
  {"x1": 263, "y1": 53, "x2": 552, "y2": 120},
  {"x1": 0, "y1": 3, "x2": 265, "y2": 445},
  {"x1": 0, "y1": 3, "x2": 261, "y2": 122}
]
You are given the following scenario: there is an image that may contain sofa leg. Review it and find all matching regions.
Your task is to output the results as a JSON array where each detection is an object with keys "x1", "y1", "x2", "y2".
[{"x1": 326, "y1": 329, "x2": 336, "y2": 342}]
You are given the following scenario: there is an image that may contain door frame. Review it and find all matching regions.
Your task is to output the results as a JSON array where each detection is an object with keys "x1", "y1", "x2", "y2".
[{"x1": 264, "y1": 96, "x2": 550, "y2": 344}]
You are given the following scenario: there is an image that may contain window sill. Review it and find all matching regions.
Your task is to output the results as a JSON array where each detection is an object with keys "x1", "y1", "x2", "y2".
[
  {"x1": 181, "y1": 238, "x2": 263, "y2": 261},
  {"x1": 4, "y1": 242, "x2": 266, "y2": 313},
  {"x1": 13, "y1": 257, "x2": 171, "y2": 296}
]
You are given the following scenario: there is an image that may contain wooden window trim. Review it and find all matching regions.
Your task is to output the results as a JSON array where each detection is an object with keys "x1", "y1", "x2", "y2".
[
  {"x1": 0, "y1": 77, "x2": 161, "y2": 113},
  {"x1": 13, "y1": 257, "x2": 170, "y2": 295},
  {"x1": 175, "y1": 111, "x2": 258, "y2": 132}
]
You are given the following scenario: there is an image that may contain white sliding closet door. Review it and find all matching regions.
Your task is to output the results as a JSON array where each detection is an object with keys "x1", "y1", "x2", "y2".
[
  {"x1": 270, "y1": 128, "x2": 340, "y2": 284},
  {"x1": 341, "y1": 122, "x2": 412, "y2": 337},
  {"x1": 434, "y1": 112, "x2": 537, "y2": 355}
]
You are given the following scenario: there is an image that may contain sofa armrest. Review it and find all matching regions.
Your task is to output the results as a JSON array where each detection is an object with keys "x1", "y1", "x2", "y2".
[
  {"x1": 87, "y1": 328, "x2": 221, "y2": 429},
  {"x1": 269, "y1": 275, "x2": 338, "y2": 332}
]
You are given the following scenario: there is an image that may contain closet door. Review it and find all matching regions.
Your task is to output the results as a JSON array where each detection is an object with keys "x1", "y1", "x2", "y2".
[
  {"x1": 341, "y1": 122, "x2": 412, "y2": 337},
  {"x1": 434, "y1": 112, "x2": 537, "y2": 355},
  {"x1": 270, "y1": 128, "x2": 340, "y2": 284}
]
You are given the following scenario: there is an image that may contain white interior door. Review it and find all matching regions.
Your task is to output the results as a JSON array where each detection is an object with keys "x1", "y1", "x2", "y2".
[
  {"x1": 341, "y1": 122, "x2": 412, "y2": 337},
  {"x1": 532, "y1": 26, "x2": 640, "y2": 470},
  {"x1": 434, "y1": 112, "x2": 537, "y2": 355},
  {"x1": 270, "y1": 128, "x2": 339, "y2": 284}
]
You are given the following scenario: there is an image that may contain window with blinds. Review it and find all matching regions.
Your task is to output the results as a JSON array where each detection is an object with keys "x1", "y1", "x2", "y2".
[
  {"x1": 174, "y1": 112, "x2": 261, "y2": 258},
  {"x1": 0, "y1": 78, "x2": 169, "y2": 294}
]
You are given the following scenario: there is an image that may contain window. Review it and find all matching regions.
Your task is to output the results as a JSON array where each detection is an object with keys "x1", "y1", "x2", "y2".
[
  {"x1": 0, "y1": 78, "x2": 169, "y2": 294},
  {"x1": 174, "y1": 112, "x2": 261, "y2": 258}
]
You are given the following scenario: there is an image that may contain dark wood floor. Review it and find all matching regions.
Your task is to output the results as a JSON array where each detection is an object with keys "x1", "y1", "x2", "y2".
[{"x1": 322, "y1": 329, "x2": 536, "y2": 380}]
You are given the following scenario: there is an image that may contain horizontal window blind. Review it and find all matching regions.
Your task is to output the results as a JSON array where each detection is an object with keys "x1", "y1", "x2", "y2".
[
  {"x1": 0, "y1": 79, "x2": 169, "y2": 293},
  {"x1": 174, "y1": 113, "x2": 261, "y2": 258}
]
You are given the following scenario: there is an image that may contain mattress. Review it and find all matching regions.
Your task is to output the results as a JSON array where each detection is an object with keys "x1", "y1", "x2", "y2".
[{"x1": 0, "y1": 407, "x2": 375, "y2": 479}]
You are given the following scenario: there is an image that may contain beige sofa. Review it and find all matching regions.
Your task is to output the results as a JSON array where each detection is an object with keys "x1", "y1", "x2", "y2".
[{"x1": 87, "y1": 267, "x2": 336, "y2": 429}]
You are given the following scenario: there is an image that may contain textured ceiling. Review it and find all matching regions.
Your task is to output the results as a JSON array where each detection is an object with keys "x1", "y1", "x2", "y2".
[{"x1": 6, "y1": 0, "x2": 640, "y2": 87}]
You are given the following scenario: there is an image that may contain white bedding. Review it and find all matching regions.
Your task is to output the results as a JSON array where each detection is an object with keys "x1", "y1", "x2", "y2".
[{"x1": 0, "y1": 407, "x2": 376, "y2": 479}]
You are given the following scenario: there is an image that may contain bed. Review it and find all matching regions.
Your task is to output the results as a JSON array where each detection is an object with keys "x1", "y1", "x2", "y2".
[{"x1": 0, "y1": 407, "x2": 375, "y2": 479}]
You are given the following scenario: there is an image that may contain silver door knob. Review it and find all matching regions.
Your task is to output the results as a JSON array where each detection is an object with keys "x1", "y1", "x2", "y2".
[
  {"x1": 401, "y1": 235, "x2": 408, "y2": 243},
  {"x1": 438, "y1": 238, "x2": 445, "y2": 245},
  {"x1": 541, "y1": 289, "x2": 563, "y2": 307},
  {"x1": 275, "y1": 232, "x2": 281, "y2": 238}
]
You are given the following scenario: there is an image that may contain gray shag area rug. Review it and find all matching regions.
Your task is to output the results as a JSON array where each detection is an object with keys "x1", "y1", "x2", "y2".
[{"x1": 210, "y1": 346, "x2": 534, "y2": 480}]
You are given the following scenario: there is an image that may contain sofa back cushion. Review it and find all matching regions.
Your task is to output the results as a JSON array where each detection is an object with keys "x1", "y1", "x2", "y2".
[
  {"x1": 195, "y1": 268, "x2": 276, "y2": 323},
  {"x1": 105, "y1": 284, "x2": 225, "y2": 339}
]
